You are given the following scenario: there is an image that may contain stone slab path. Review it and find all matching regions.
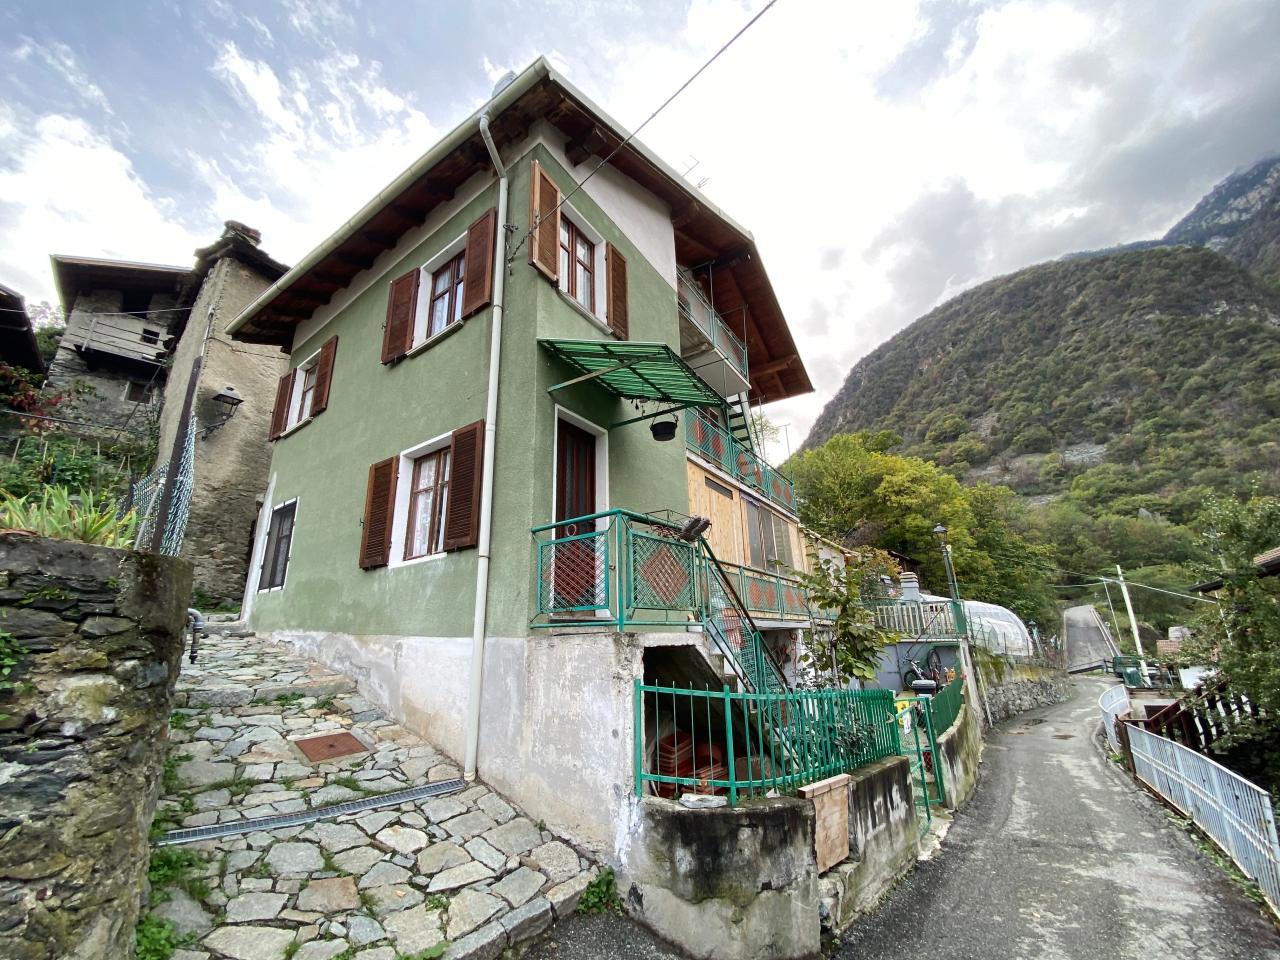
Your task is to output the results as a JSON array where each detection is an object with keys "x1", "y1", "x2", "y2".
[{"x1": 148, "y1": 629, "x2": 597, "y2": 960}]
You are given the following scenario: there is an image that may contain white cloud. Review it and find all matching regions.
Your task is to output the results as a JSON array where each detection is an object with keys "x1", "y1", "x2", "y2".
[
  {"x1": 12, "y1": 37, "x2": 114, "y2": 117},
  {"x1": 0, "y1": 114, "x2": 207, "y2": 299}
]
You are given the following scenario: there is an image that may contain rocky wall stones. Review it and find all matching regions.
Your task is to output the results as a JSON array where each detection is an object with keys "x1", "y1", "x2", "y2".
[
  {"x1": 0, "y1": 536, "x2": 191, "y2": 960},
  {"x1": 981, "y1": 665, "x2": 1070, "y2": 724}
]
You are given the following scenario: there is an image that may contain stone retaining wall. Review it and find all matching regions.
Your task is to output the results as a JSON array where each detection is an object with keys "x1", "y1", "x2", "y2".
[
  {"x1": 981, "y1": 663, "x2": 1069, "y2": 724},
  {"x1": 0, "y1": 536, "x2": 190, "y2": 960},
  {"x1": 819, "y1": 756, "x2": 918, "y2": 932},
  {"x1": 936, "y1": 703, "x2": 983, "y2": 810}
]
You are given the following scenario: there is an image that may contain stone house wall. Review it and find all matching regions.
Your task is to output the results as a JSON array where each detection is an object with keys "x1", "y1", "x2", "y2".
[
  {"x1": 0, "y1": 536, "x2": 191, "y2": 960},
  {"x1": 45, "y1": 289, "x2": 184, "y2": 439},
  {"x1": 155, "y1": 257, "x2": 285, "y2": 606}
]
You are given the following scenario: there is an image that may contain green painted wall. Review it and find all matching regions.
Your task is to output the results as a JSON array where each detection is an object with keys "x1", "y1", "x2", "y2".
[{"x1": 251, "y1": 141, "x2": 691, "y2": 640}]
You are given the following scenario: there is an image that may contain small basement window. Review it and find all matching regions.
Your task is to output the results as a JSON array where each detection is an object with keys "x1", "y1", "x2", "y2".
[
  {"x1": 125, "y1": 381, "x2": 152, "y2": 404},
  {"x1": 140, "y1": 328, "x2": 161, "y2": 346}
]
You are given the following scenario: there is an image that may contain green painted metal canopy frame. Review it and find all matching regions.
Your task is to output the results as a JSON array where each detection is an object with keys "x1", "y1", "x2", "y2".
[{"x1": 540, "y1": 339, "x2": 726, "y2": 428}]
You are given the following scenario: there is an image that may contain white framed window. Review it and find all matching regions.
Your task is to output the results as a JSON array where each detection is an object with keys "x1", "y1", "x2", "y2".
[
  {"x1": 258, "y1": 499, "x2": 297, "y2": 591},
  {"x1": 285, "y1": 348, "x2": 322, "y2": 431},
  {"x1": 387, "y1": 431, "x2": 454, "y2": 568},
  {"x1": 556, "y1": 206, "x2": 606, "y2": 323},
  {"x1": 744, "y1": 496, "x2": 794, "y2": 572},
  {"x1": 410, "y1": 234, "x2": 468, "y2": 351}
]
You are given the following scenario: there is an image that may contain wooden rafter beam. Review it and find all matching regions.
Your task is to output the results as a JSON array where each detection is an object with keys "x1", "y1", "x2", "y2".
[{"x1": 565, "y1": 124, "x2": 608, "y2": 167}]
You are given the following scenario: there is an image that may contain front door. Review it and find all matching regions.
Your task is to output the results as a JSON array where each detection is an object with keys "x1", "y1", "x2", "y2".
[{"x1": 554, "y1": 419, "x2": 598, "y2": 610}]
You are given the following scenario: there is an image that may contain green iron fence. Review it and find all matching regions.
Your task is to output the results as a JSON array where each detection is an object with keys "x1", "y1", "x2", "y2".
[
  {"x1": 929, "y1": 673, "x2": 965, "y2": 736},
  {"x1": 635, "y1": 681, "x2": 900, "y2": 805},
  {"x1": 532, "y1": 510, "x2": 702, "y2": 630},
  {"x1": 685, "y1": 412, "x2": 796, "y2": 513}
]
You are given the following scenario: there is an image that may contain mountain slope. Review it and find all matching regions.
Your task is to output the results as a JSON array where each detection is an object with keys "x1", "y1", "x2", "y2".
[
  {"x1": 805, "y1": 246, "x2": 1280, "y2": 518},
  {"x1": 1164, "y1": 154, "x2": 1280, "y2": 282}
]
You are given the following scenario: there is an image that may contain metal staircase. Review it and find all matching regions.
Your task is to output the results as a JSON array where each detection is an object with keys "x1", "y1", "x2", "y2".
[{"x1": 725, "y1": 393, "x2": 757, "y2": 452}]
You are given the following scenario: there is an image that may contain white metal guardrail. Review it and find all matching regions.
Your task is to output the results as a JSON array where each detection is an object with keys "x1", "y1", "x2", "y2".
[
  {"x1": 1127, "y1": 723, "x2": 1280, "y2": 913},
  {"x1": 1098, "y1": 683, "x2": 1129, "y2": 752}
]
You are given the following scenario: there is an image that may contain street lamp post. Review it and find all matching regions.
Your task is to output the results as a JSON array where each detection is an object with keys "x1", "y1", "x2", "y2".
[{"x1": 933, "y1": 523, "x2": 990, "y2": 729}]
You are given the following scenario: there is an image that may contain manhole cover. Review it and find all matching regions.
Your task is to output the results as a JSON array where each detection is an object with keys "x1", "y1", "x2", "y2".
[{"x1": 294, "y1": 732, "x2": 368, "y2": 762}]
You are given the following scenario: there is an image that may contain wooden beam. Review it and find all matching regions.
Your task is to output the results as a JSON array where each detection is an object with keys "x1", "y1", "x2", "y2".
[
  {"x1": 751, "y1": 356, "x2": 795, "y2": 377},
  {"x1": 671, "y1": 203, "x2": 702, "y2": 230},
  {"x1": 332, "y1": 250, "x2": 377, "y2": 271},
  {"x1": 565, "y1": 124, "x2": 608, "y2": 166},
  {"x1": 360, "y1": 229, "x2": 399, "y2": 248}
]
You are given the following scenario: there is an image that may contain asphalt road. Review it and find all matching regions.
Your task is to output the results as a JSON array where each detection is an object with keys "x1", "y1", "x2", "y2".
[
  {"x1": 521, "y1": 680, "x2": 1280, "y2": 960},
  {"x1": 836, "y1": 678, "x2": 1280, "y2": 960},
  {"x1": 1064, "y1": 603, "x2": 1118, "y2": 670}
]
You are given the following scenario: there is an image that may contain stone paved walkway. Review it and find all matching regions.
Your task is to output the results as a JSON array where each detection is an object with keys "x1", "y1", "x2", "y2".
[{"x1": 148, "y1": 629, "x2": 597, "y2": 960}]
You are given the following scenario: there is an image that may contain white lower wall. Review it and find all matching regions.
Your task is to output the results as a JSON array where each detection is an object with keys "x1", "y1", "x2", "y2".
[{"x1": 267, "y1": 628, "x2": 647, "y2": 860}]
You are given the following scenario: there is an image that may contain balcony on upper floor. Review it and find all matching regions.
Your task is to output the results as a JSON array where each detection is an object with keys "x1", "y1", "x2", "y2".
[
  {"x1": 72, "y1": 313, "x2": 170, "y2": 368},
  {"x1": 685, "y1": 409, "x2": 797, "y2": 515},
  {"x1": 676, "y1": 267, "x2": 749, "y2": 399}
]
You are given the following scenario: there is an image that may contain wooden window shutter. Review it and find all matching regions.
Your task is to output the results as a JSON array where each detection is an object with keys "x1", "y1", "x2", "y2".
[
  {"x1": 460, "y1": 208, "x2": 496, "y2": 320},
  {"x1": 606, "y1": 244, "x2": 628, "y2": 339},
  {"x1": 268, "y1": 370, "x2": 294, "y2": 440},
  {"x1": 311, "y1": 336, "x2": 339, "y2": 415},
  {"x1": 442, "y1": 420, "x2": 485, "y2": 551},
  {"x1": 359, "y1": 457, "x2": 398, "y2": 569},
  {"x1": 528, "y1": 160, "x2": 560, "y2": 281},
  {"x1": 382, "y1": 269, "x2": 419, "y2": 364}
]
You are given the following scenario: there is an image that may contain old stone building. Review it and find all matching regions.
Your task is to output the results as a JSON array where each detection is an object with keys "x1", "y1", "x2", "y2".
[
  {"x1": 47, "y1": 224, "x2": 288, "y2": 608},
  {"x1": 46, "y1": 255, "x2": 189, "y2": 438},
  {"x1": 152, "y1": 223, "x2": 289, "y2": 606}
]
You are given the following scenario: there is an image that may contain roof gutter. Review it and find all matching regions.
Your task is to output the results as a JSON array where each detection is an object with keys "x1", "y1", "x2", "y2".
[
  {"x1": 462, "y1": 109, "x2": 509, "y2": 782},
  {"x1": 226, "y1": 60, "x2": 550, "y2": 338}
]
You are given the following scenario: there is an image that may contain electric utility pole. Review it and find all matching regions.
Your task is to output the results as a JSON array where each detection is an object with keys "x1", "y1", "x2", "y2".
[{"x1": 1115, "y1": 564, "x2": 1144, "y2": 657}]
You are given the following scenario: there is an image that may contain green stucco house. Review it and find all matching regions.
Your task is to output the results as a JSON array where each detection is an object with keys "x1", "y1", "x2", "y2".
[{"x1": 228, "y1": 59, "x2": 826, "y2": 859}]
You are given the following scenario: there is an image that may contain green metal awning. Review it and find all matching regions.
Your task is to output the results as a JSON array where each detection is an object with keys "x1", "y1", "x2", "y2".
[{"x1": 540, "y1": 339, "x2": 725, "y2": 414}]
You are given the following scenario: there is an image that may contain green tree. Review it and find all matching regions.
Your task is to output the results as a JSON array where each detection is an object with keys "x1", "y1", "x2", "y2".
[{"x1": 794, "y1": 549, "x2": 900, "y2": 686}]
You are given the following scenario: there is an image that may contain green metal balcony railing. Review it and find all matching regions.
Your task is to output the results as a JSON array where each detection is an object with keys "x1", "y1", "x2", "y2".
[
  {"x1": 868, "y1": 598, "x2": 967, "y2": 639},
  {"x1": 685, "y1": 411, "x2": 797, "y2": 513},
  {"x1": 677, "y1": 268, "x2": 749, "y2": 379},
  {"x1": 635, "y1": 682, "x2": 900, "y2": 805},
  {"x1": 531, "y1": 510, "x2": 835, "y2": 634},
  {"x1": 532, "y1": 509, "x2": 703, "y2": 631}
]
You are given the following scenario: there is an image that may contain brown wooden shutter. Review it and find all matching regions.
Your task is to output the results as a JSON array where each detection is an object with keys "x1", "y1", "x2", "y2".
[
  {"x1": 606, "y1": 244, "x2": 628, "y2": 339},
  {"x1": 311, "y1": 336, "x2": 338, "y2": 416},
  {"x1": 359, "y1": 457, "x2": 398, "y2": 569},
  {"x1": 442, "y1": 420, "x2": 485, "y2": 551},
  {"x1": 528, "y1": 160, "x2": 560, "y2": 281},
  {"x1": 382, "y1": 269, "x2": 419, "y2": 364},
  {"x1": 268, "y1": 370, "x2": 294, "y2": 440},
  {"x1": 460, "y1": 208, "x2": 496, "y2": 320}
]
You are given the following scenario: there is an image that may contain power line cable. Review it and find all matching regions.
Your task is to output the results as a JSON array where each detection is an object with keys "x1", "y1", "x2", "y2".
[{"x1": 507, "y1": 0, "x2": 781, "y2": 265}]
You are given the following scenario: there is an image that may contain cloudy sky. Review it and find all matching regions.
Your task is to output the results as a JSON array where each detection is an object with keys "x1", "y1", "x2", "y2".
[{"x1": 2, "y1": 0, "x2": 1278, "y2": 451}]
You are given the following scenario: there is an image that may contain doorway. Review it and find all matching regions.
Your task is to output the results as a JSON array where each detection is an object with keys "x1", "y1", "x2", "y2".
[{"x1": 553, "y1": 416, "x2": 604, "y2": 611}]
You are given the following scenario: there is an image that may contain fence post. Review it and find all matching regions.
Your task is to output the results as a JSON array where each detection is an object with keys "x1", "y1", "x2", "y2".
[
  {"x1": 633, "y1": 678, "x2": 644, "y2": 798},
  {"x1": 723, "y1": 685, "x2": 737, "y2": 807}
]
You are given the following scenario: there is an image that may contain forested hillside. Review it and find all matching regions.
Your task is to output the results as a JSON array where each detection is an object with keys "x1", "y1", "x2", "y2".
[
  {"x1": 798, "y1": 155, "x2": 1280, "y2": 644},
  {"x1": 806, "y1": 246, "x2": 1280, "y2": 517}
]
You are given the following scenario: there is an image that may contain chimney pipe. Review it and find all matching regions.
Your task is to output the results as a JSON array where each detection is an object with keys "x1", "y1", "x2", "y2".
[{"x1": 899, "y1": 572, "x2": 922, "y2": 602}]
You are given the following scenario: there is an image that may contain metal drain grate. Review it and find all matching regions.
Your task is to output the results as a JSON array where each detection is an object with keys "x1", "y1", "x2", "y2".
[{"x1": 155, "y1": 779, "x2": 466, "y2": 847}]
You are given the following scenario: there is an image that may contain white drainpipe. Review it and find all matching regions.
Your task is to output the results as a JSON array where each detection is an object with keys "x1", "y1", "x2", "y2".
[{"x1": 463, "y1": 112, "x2": 509, "y2": 780}]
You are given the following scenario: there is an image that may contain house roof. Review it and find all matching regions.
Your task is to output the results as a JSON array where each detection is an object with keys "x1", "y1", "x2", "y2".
[
  {"x1": 0, "y1": 283, "x2": 46, "y2": 374},
  {"x1": 1191, "y1": 545, "x2": 1280, "y2": 593},
  {"x1": 50, "y1": 254, "x2": 190, "y2": 314},
  {"x1": 227, "y1": 57, "x2": 813, "y2": 404}
]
